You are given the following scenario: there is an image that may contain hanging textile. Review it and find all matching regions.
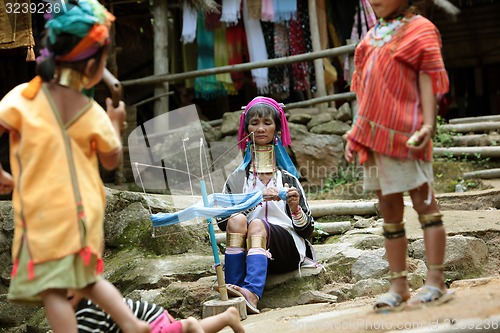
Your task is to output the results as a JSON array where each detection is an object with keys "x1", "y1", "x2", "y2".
[
  {"x1": 247, "y1": 0, "x2": 262, "y2": 20},
  {"x1": 220, "y1": 0, "x2": 242, "y2": 25},
  {"x1": 226, "y1": 21, "x2": 246, "y2": 91},
  {"x1": 242, "y1": 0, "x2": 268, "y2": 93},
  {"x1": 205, "y1": 0, "x2": 222, "y2": 30},
  {"x1": 194, "y1": 13, "x2": 226, "y2": 99},
  {"x1": 261, "y1": 22, "x2": 289, "y2": 99},
  {"x1": 151, "y1": 191, "x2": 264, "y2": 227},
  {"x1": 214, "y1": 23, "x2": 236, "y2": 94},
  {"x1": 181, "y1": 1, "x2": 197, "y2": 43},
  {"x1": 273, "y1": 0, "x2": 297, "y2": 23},
  {"x1": 288, "y1": 0, "x2": 310, "y2": 92},
  {"x1": 344, "y1": 0, "x2": 377, "y2": 82},
  {"x1": 0, "y1": 0, "x2": 35, "y2": 61},
  {"x1": 261, "y1": 0, "x2": 274, "y2": 22}
]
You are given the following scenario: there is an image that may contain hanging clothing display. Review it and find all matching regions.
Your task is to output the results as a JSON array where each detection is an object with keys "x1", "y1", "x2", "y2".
[
  {"x1": 194, "y1": 13, "x2": 226, "y2": 99},
  {"x1": 220, "y1": 0, "x2": 242, "y2": 25},
  {"x1": 181, "y1": 1, "x2": 197, "y2": 43},
  {"x1": 242, "y1": 0, "x2": 269, "y2": 93}
]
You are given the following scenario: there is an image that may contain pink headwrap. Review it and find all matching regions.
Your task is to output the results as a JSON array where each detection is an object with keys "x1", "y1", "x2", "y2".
[{"x1": 237, "y1": 96, "x2": 292, "y2": 150}]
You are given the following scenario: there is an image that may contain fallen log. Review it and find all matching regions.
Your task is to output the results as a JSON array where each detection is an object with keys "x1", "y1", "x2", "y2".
[
  {"x1": 439, "y1": 122, "x2": 500, "y2": 133},
  {"x1": 310, "y1": 201, "x2": 378, "y2": 218},
  {"x1": 433, "y1": 146, "x2": 500, "y2": 157},
  {"x1": 449, "y1": 114, "x2": 500, "y2": 124},
  {"x1": 463, "y1": 168, "x2": 500, "y2": 180},
  {"x1": 449, "y1": 134, "x2": 500, "y2": 147}
]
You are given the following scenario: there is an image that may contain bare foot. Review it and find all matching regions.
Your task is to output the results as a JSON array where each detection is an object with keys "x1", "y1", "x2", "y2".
[{"x1": 224, "y1": 307, "x2": 245, "y2": 333}]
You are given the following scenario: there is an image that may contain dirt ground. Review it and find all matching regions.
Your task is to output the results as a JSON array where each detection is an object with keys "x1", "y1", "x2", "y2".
[{"x1": 222, "y1": 277, "x2": 500, "y2": 333}]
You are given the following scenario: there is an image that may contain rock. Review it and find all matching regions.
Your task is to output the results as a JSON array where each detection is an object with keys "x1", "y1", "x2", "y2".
[
  {"x1": 351, "y1": 249, "x2": 388, "y2": 281},
  {"x1": 220, "y1": 111, "x2": 243, "y2": 137},
  {"x1": 350, "y1": 278, "x2": 390, "y2": 298},
  {"x1": 409, "y1": 235, "x2": 489, "y2": 279},
  {"x1": 288, "y1": 113, "x2": 313, "y2": 125},
  {"x1": 306, "y1": 113, "x2": 333, "y2": 130},
  {"x1": 296, "y1": 290, "x2": 338, "y2": 305},
  {"x1": 334, "y1": 102, "x2": 352, "y2": 122},
  {"x1": 310, "y1": 120, "x2": 352, "y2": 136}
]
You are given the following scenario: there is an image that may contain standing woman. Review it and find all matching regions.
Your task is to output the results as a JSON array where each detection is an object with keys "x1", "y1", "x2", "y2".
[
  {"x1": 345, "y1": 0, "x2": 454, "y2": 311},
  {"x1": 218, "y1": 97, "x2": 316, "y2": 314}
]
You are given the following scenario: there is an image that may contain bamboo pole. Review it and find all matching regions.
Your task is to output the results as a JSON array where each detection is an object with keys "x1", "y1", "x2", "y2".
[
  {"x1": 433, "y1": 146, "x2": 500, "y2": 157},
  {"x1": 121, "y1": 45, "x2": 357, "y2": 87},
  {"x1": 308, "y1": 0, "x2": 327, "y2": 113},
  {"x1": 439, "y1": 122, "x2": 500, "y2": 133},
  {"x1": 450, "y1": 134, "x2": 500, "y2": 147},
  {"x1": 463, "y1": 168, "x2": 500, "y2": 180},
  {"x1": 152, "y1": 0, "x2": 169, "y2": 118},
  {"x1": 449, "y1": 114, "x2": 500, "y2": 124},
  {"x1": 309, "y1": 201, "x2": 378, "y2": 218},
  {"x1": 285, "y1": 92, "x2": 357, "y2": 109}
]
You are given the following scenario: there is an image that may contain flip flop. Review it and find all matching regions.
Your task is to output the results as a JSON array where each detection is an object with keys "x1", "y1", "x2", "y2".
[
  {"x1": 373, "y1": 291, "x2": 407, "y2": 313},
  {"x1": 214, "y1": 284, "x2": 260, "y2": 314},
  {"x1": 407, "y1": 285, "x2": 455, "y2": 309}
]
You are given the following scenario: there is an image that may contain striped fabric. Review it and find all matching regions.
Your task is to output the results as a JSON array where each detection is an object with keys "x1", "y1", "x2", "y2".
[
  {"x1": 348, "y1": 15, "x2": 449, "y2": 164},
  {"x1": 76, "y1": 298, "x2": 165, "y2": 332}
]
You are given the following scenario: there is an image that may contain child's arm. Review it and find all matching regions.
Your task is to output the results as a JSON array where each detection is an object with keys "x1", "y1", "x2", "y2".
[
  {"x1": 0, "y1": 128, "x2": 14, "y2": 194},
  {"x1": 408, "y1": 73, "x2": 436, "y2": 150},
  {"x1": 98, "y1": 97, "x2": 126, "y2": 170}
]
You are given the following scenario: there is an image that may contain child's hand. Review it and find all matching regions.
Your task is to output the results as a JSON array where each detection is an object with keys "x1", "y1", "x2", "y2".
[
  {"x1": 407, "y1": 126, "x2": 433, "y2": 151},
  {"x1": 344, "y1": 141, "x2": 357, "y2": 163},
  {"x1": 0, "y1": 169, "x2": 14, "y2": 194},
  {"x1": 106, "y1": 97, "x2": 127, "y2": 133}
]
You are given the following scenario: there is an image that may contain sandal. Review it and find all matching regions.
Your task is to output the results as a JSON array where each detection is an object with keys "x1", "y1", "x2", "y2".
[
  {"x1": 407, "y1": 285, "x2": 455, "y2": 308},
  {"x1": 373, "y1": 291, "x2": 407, "y2": 313},
  {"x1": 214, "y1": 284, "x2": 260, "y2": 314}
]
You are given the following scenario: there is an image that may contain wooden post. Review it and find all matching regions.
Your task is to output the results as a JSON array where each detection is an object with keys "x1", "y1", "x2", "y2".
[
  {"x1": 152, "y1": 0, "x2": 170, "y2": 130},
  {"x1": 308, "y1": 0, "x2": 327, "y2": 113}
]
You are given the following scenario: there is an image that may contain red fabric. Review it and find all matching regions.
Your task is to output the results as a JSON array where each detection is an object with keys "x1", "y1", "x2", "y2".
[
  {"x1": 226, "y1": 21, "x2": 246, "y2": 90},
  {"x1": 348, "y1": 15, "x2": 449, "y2": 164},
  {"x1": 288, "y1": 7, "x2": 309, "y2": 91}
]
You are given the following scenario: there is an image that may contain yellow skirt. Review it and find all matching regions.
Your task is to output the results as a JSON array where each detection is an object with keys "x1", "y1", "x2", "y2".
[{"x1": 8, "y1": 243, "x2": 100, "y2": 306}]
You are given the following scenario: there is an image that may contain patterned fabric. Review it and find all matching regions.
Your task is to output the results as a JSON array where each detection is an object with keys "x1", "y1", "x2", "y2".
[
  {"x1": 246, "y1": 0, "x2": 261, "y2": 19},
  {"x1": 261, "y1": 22, "x2": 289, "y2": 99},
  {"x1": 347, "y1": 15, "x2": 449, "y2": 164},
  {"x1": 0, "y1": 80, "x2": 120, "y2": 272},
  {"x1": 76, "y1": 298, "x2": 165, "y2": 332},
  {"x1": 288, "y1": 0, "x2": 312, "y2": 92}
]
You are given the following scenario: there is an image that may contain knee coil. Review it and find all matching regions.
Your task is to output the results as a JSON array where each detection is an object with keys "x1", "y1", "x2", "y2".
[
  {"x1": 419, "y1": 213, "x2": 443, "y2": 229},
  {"x1": 226, "y1": 233, "x2": 246, "y2": 248},
  {"x1": 382, "y1": 221, "x2": 406, "y2": 239},
  {"x1": 247, "y1": 235, "x2": 267, "y2": 249}
]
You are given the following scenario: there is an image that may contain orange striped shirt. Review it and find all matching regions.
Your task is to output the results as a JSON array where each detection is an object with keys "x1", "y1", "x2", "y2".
[{"x1": 347, "y1": 15, "x2": 449, "y2": 164}]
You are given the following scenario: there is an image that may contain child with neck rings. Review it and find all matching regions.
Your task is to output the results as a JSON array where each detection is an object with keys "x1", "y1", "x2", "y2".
[
  {"x1": 218, "y1": 96, "x2": 317, "y2": 315},
  {"x1": 0, "y1": 0, "x2": 149, "y2": 332},
  {"x1": 345, "y1": 0, "x2": 454, "y2": 312}
]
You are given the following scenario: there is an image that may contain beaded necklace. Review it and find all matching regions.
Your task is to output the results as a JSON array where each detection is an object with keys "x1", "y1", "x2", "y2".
[{"x1": 369, "y1": 16, "x2": 406, "y2": 48}]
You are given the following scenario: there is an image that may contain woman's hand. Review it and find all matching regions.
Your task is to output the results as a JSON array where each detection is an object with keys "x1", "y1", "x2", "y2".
[
  {"x1": 344, "y1": 141, "x2": 357, "y2": 163},
  {"x1": 407, "y1": 125, "x2": 433, "y2": 151},
  {"x1": 262, "y1": 187, "x2": 280, "y2": 201},
  {"x1": 284, "y1": 184, "x2": 300, "y2": 214}
]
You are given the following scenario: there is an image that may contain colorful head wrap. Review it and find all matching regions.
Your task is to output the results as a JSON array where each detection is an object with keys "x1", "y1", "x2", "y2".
[
  {"x1": 237, "y1": 96, "x2": 292, "y2": 150},
  {"x1": 236, "y1": 96, "x2": 299, "y2": 178},
  {"x1": 44, "y1": 0, "x2": 115, "y2": 62}
]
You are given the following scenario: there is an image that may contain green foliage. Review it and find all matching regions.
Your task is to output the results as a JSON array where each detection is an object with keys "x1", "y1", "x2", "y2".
[{"x1": 321, "y1": 165, "x2": 361, "y2": 193}]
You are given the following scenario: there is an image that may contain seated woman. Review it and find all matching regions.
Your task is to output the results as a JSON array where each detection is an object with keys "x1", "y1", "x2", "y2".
[{"x1": 218, "y1": 96, "x2": 316, "y2": 314}]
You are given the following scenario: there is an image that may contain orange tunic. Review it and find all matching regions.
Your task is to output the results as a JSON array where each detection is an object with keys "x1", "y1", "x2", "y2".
[
  {"x1": 0, "y1": 80, "x2": 121, "y2": 269},
  {"x1": 347, "y1": 15, "x2": 449, "y2": 164}
]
